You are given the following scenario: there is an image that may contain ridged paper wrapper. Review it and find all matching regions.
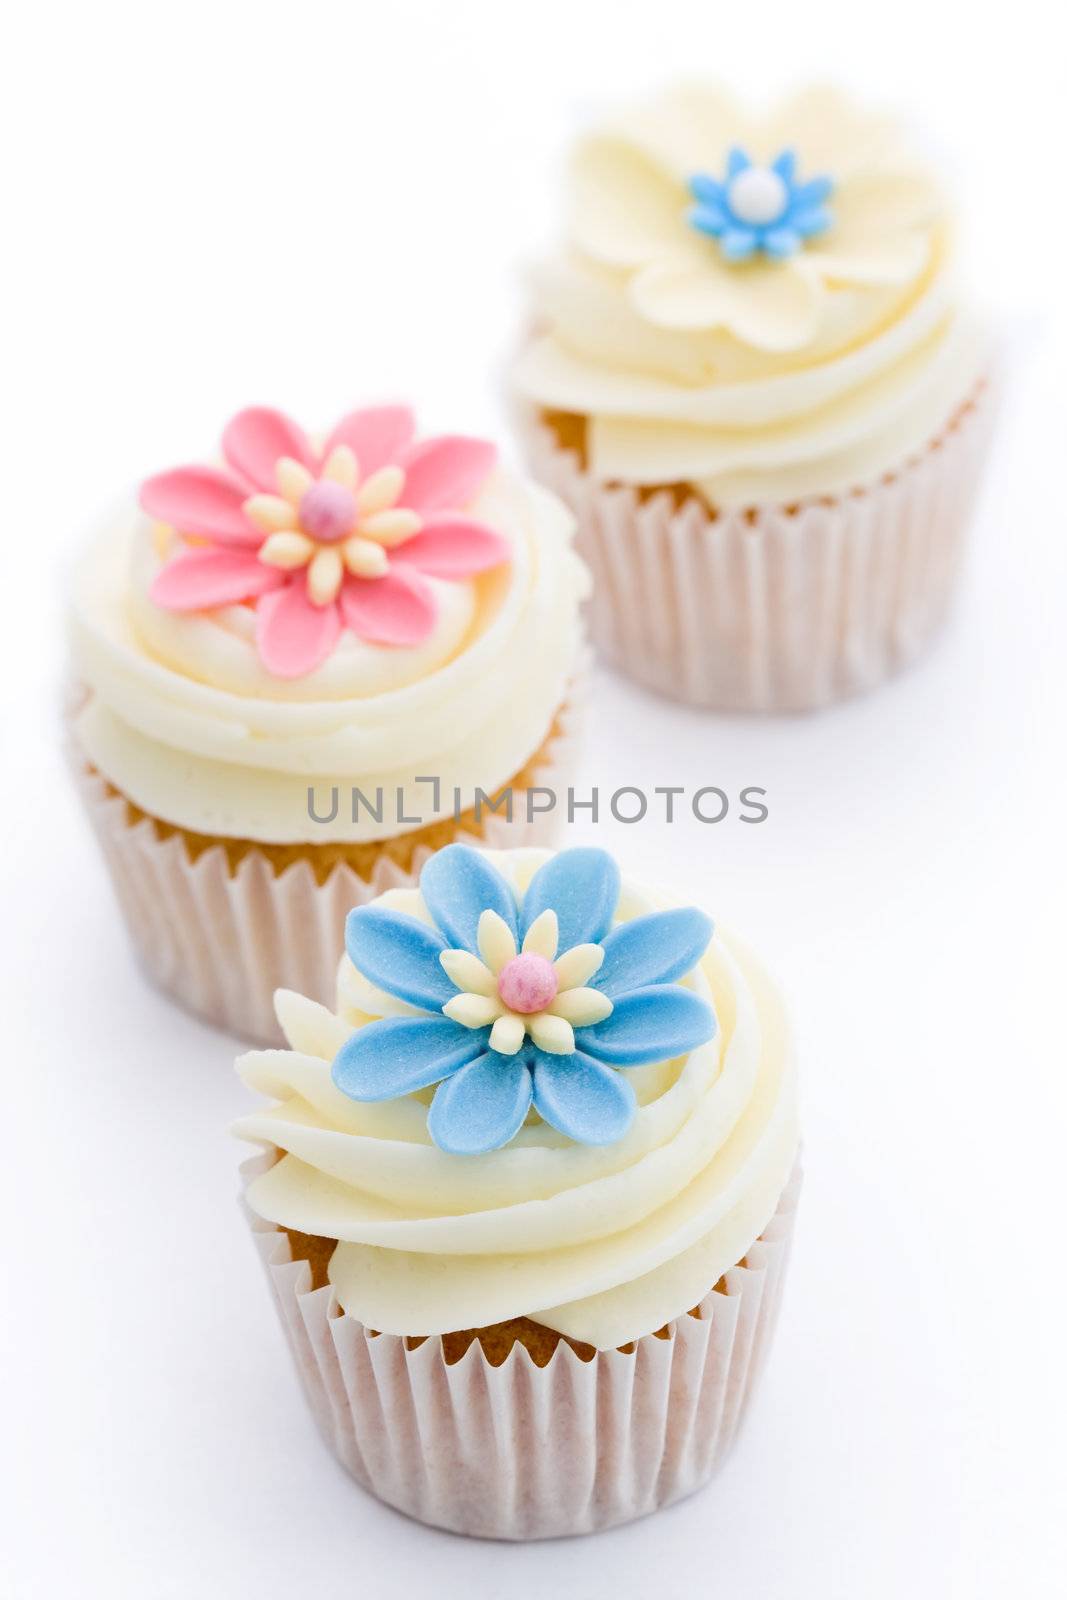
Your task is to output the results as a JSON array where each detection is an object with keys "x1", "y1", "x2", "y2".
[
  {"x1": 66, "y1": 683, "x2": 584, "y2": 1046},
  {"x1": 242, "y1": 1151, "x2": 801, "y2": 1541},
  {"x1": 518, "y1": 383, "x2": 996, "y2": 711}
]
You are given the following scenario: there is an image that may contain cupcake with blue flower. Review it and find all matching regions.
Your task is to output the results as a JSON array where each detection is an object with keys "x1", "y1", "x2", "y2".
[
  {"x1": 236, "y1": 844, "x2": 800, "y2": 1539},
  {"x1": 513, "y1": 82, "x2": 996, "y2": 711}
]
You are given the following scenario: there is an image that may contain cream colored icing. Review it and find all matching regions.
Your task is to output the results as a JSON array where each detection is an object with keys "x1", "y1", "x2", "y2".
[
  {"x1": 68, "y1": 471, "x2": 588, "y2": 843},
  {"x1": 513, "y1": 83, "x2": 989, "y2": 505},
  {"x1": 235, "y1": 849, "x2": 799, "y2": 1348}
]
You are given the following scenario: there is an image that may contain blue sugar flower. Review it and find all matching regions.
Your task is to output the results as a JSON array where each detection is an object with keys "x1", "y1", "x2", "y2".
[
  {"x1": 688, "y1": 146, "x2": 833, "y2": 262},
  {"x1": 332, "y1": 845, "x2": 716, "y2": 1156}
]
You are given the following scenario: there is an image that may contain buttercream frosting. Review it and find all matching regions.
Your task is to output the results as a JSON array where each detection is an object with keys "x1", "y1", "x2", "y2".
[
  {"x1": 235, "y1": 849, "x2": 799, "y2": 1348},
  {"x1": 68, "y1": 467, "x2": 587, "y2": 843},
  {"x1": 513, "y1": 83, "x2": 988, "y2": 505}
]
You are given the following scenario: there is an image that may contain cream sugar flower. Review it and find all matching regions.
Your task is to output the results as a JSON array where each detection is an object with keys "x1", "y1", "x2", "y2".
[
  {"x1": 440, "y1": 907, "x2": 613, "y2": 1056},
  {"x1": 248, "y1": 446, "x2": 419, "y2": 606},
  {"x1": 568, "y1": 83, "x2": 942, "y2": 351}
]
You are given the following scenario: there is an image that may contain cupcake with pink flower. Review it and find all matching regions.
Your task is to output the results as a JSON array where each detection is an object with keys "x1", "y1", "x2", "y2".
[
  {"x1": 67, "y1": 404, "x2": 587, "y2": 1043},
  {"x1": 513, "y1": 84, "x2": 997, "y2": 711}
]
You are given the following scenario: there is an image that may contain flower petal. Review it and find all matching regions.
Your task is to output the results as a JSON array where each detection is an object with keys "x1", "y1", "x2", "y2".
[
  {"x1": 332, "y1": 1015, "x2": 486, "y2": 1102},
  {"x1": 338, "y1": 567, "x2": 437, "y2": 647},
  {"x1": 140, "y1": 466, "x2": 258, "y2": 545},
  {"x1": 389, "y1": 515, "x2": 511, "y2": 578},
  {"x1": 221, "y1": 408, "x2": 314, "y2": 490},
  {"x1": 720, "y1": 227, "x2": 758, "y2": 261},
  {"x1": 148, "y1": 548, "x2": 285, "y2": 611},
  {"x1": 549, "y1": 988, "x2": 613, "y2": 1026},
  {"x1": 399, "y1": 436, "x2": 498, "y2": 514},
  {"x1": 345, "y1": 905, "x2": 456, "y2": 1010},
  {"x1": 323, "y1": 406, "x2": 417, "y2": 478},
  {"x1": 578, "y1": 984, "x2": 715, "y2": 1066},
  {"x1": 427, "y1": 1053, "x2": 533, "y2": 1154},
  {"x1": 443, "y1": 992, "x2": 505, "y2": 1029},
  {"x1": 520, "y1": 848, "x2": 620, "y2": 951},
  {"x1": 527, "y1": 1013, "x2": 574, "y2": 1055},
  {"x1": 521, "y1": 909, "x2": 559, "y2": 960},
  {"x1": 630, "y1": 251, "x2": 823, "y2": 351},
  {"x1": 489, "y1": 1014, "x2": 526, "y2": 1055},
  {"x1": 570, "y1": 134, "x2": 690, "y2": 267},
  {"x1": 255, "y1": 582, "x2": 341, "y2": 677},
  {"x1": 595, "y1": 909, "x2": 714, "y2": 998},
  {"x1": 553, "y1": 943, "x2": 604, "y2": 990},
  {"x1": 478, "y1": 910, "x2": 517, "y2": 973},
  {"x1": 438, "y1": 949, "x2": 497, "y2": 997},
  {"x1": 763, "y1": 227, "x2": 801, "y2": 260},
  {"x1": 531, "y1": 1050, "x2": 636, "y2": 1146},
  {"x1": 419, "y1": 844, "x2": 519, "y2": 954}
]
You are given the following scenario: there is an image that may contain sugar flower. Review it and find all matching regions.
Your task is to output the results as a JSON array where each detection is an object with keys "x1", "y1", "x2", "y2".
[
  {"x1": 141, "y1": 406, "x2": 510, "y2": 677},
  {"x1": 333, "y1": 846, "x2": 716, "y2": 1154}
]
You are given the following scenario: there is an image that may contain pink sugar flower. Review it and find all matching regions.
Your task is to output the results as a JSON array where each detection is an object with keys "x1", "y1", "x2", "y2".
[{"x1": 141, "y1": 406, "x2": 510, "y2": 677}]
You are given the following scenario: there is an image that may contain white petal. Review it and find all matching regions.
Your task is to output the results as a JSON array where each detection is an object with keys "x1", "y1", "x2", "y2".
[
  {"x1": 276, "y1": 456, "x2": 314, "y2": 504},
  {"x1": 489, "y1": 1014, "x2": 526, "y2": 1055},
  {"x1": 528, "y1": 1013, "x2": 575, "y2": 1055},
  {"x1": 439, "y1": 949, "x2": 498, "y2": 998},
  {"x1": 443, "y1": 993, "x2": 504, "y2": 1029},
  {"x1": 244, "y1": 494, "x2": 298, "y2": 534},
  {"x1": 521, "y1": 909, "x2": 559, "y2": 960},
  {"x1": 356, "y1": 465, "x2": 405, "y2": 516},
  {"x1": 549, "y1": 987, "x2": 613, "y2": 1026},
  {"x1": 553, "y1": 942, "x2": 604, "y2": 990},
  {"x1": 258, "y1": 530, "x2": 315, "y2": 569},
  {"x1": 569, "y1": 134, "x2": 687, "y2": 267},
  {"x1": 342, "y1": 536, "x2": 389, "y2": 578},
  {"x1": 477, "y1": 910, "x2": 516, "y2": 973},
  {"x1": 630, "y1": 252, "x2": 823, "y2": 352},
  {"x1": 307, "y1": 546, "x2": 343, "y2": 605},
  {"x1": 322, "y1": 444, "x2": 358, "y2": 487},
  {"x1": 360, "y1": 507, "x2": 422, "y2": 547}
]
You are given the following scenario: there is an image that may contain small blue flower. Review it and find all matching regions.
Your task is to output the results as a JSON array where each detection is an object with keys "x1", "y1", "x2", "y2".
[
  {"x1": 332, "y1": 845, "x2": 716, "y2": 1156},
  {"x1": 688, "y1": 146, "x2": 833, "y2": 262}
]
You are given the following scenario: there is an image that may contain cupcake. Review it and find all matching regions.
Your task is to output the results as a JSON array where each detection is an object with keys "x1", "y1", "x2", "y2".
[
  {"x1": 236, "y1": 844, "x2": 800, "y2": 1539},
  {"x1": 513, "y1": 84, "x2": 996, "y2": 711},
  {"x1": 67, "y1": 407, "x2": 587, "y2": 1043}
]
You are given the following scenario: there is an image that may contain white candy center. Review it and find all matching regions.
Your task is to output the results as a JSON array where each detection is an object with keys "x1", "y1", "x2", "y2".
[{"x1": 728, "y1": 166, "x2": 788, "y2": 227}]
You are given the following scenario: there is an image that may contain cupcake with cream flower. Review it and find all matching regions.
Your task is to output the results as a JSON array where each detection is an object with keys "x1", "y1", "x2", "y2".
[
  {"x1": 513, "y1": 84, "x2": 996, "y2": 710},
  {"x1": 236, "y1": 844, "x2": 800, "y2": 1539},
  {"x1": 68, "y1": 406, "x2": 587, "y2": 1043}
]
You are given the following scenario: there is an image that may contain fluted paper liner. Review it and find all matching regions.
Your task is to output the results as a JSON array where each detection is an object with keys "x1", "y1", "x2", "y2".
[
  {"x1": 242, "y1": 1151, "x2": 801, "y2": 1540},
  {"x1": 66, "y1": 683, "x2": 584, "y2": 1046},
  {"x1": 519, "y1": 383, "x2": 996, "y2": 711}
]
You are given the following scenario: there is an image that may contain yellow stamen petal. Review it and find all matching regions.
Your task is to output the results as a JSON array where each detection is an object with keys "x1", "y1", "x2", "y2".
[
  {"x1": 553, "y1": 943, "x2": 605, "y2": 990},
  {"x1": 356, "y1": 465, "x2": 405, "y2": 517},
  {"x1": 277, "y1": 456, "x2": 314, "y2": 504},
  {"x1": 549, "y1": 988, "x2": 613, "y2": 1026},
  {"x1": 439, "y1": 949, "x2": 497, "y2": 998},
  {"x1": 527, "y1": 1013, "x2": 575, "y2": 1055},
  {"x1": 521, "y1": 909, "x2": 559, "y2": 961},
  {"x1": 477, "y1": 909, "x2": 517, "y2": 973},
  {"x1": 360, "y1": 507, "x2": 422, "y2": 547},
  {"x1": 245, "y1": 494, "x2": 298, "y2": 534},
  {"x1": 443, "y1": 993, "x2": 504, "y2": 1030},
  {"x1": 342, "y1": 536, "x2": 389, "y2": 579},
  {"x1": 258, "y1": 530, "x2": 315, "y2": 569},
  {"x1": 307, "y1": 546, "x2": 343, "y2": 606},
  {"x1": 322, "y1": 444, "x2": 358, "y2": 488},
  {"x1": 489, "y1": 1014, "x2": 526, "y2": 1055}
]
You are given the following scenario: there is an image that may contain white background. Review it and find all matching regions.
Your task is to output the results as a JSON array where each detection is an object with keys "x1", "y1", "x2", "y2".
[{"x1": 3, "y1": 2, "x2": 1065, "y2": 1595}]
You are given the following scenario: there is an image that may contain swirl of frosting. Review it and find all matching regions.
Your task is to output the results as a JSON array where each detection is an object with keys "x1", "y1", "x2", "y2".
[
  {"x1": 513, "y1": 83, "x2": 989, "y2": 505},
  {"x1": 69, "y1": 469, "x2": 587, "y2": 842},
  {"x1": 235, "y1": 849, "x2": 799, "y2": 1348}
]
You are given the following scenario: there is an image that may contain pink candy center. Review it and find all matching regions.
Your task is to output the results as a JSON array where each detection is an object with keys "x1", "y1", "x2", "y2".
[
  {"x1": 299, "y1": 480, "x2": 357, "y2": 542},
  {"x1": 497, "y1": 953, "x2": 558, "y2": 1015}
]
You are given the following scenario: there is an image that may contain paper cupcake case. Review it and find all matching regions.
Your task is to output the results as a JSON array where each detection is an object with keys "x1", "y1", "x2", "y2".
[
  {"x1": 519, "y1": 381, "x2": 996, "y2": 712},
  {"x1": 243, "y1": 1152, "x2": 801, "y2": 1541},
  {"x1": 66, "y1": 681, "x2": 584, "y2": 1046}
]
